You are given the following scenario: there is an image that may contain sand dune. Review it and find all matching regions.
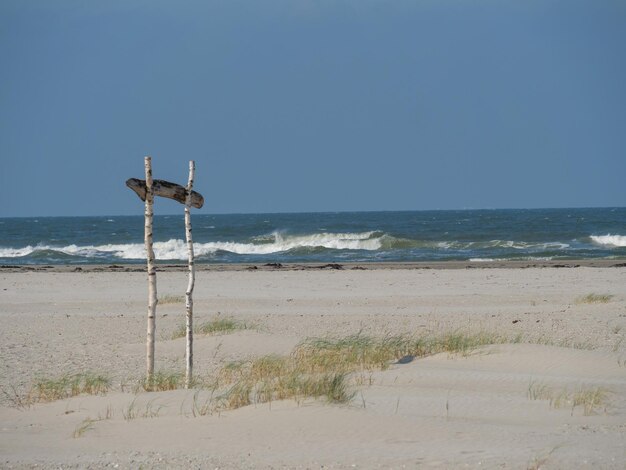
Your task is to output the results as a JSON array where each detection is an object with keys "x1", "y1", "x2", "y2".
[{"x1": 1, "y1": 266, "x2": 625, "y2": 468}]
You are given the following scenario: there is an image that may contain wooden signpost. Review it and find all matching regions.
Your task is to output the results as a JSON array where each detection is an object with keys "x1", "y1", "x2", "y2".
[
  {"x1": 143, "y1": 157, "x2": 157, "y2": 383},
  {"x1": 126, "y1": 157, "x2": 204, "y2": 387},
  {"x1": 184, "y1": 161, "x2": 196, "y2": 388},
  {"x1": 126, "y1": 178, "x2": 204, "y2": 208}
]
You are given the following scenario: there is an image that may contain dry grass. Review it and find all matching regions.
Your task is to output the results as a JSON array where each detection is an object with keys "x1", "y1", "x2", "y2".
[
  {"x1": 293, "y1": 331, "x2": 510, "y2": 374},
  {"x1": 532, "y1": 336, "x2": 595, "y2": 350},
  {"x1": 29, "y1": 373, "x2": 111, "y2": 403},
  {"x1": 1, "y1": 385, "x2": 34, "y2": 409},
  {"x1": 572, "y1": 387, "x2": 609, "y2": 415},
  {"x1": 527, "y1": 381, "x2": 609, "y2": 415},
  {"x1": 7, "y1": 331, "x2": 539, "y2": 414},
  {"x1": 576, "y1": 293, "x2": 614, "y2": 304},
  {"x1": 98, "y1": 404, "x2": 114, "y2": 421},
  {"x1": 212, "y1": 370, "x2": 353, "y2": 412},
  {"x1": 171, "y1": 316, "x2": 249, "y2": 339},
  {"x1": 72, "y1": 418, "x2": 96, "y2": 438},
  {"x1": 207, "y1": 353, "x2": 353, "y2": 412},
  {"x1": 158, "y1": 294, "x2": 185, "y2": 305},
  {"x1": 190, "y1": 389, "x2": 215, "y2": 417},
  {"x1": 6, "y1": 331, "x2": 513, "y2": 411},
  {"x1": 143, "y1": 371, "x2": 183, "y2": 392},
  {"x1": 202, "y1": 331, "x2": 510, "y2": 413},
  {"x1": 527, "y1": 381, "x2": 552, "y2": 401},
  {"x1": 526, "y1": 445, "x2": 561, "y2": 470},
  {"x1": 122, "y1": 397, "x2": 164, "y2": 420},
  {"x1": 123, "y1": 397, "x2": 139, "y2": 420},
  {"x1": 72, "y1": 404, "x2": 115, "y2": 438}
]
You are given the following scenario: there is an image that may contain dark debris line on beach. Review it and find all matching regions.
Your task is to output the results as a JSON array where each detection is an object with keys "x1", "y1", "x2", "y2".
[{"x1": 1, "y1": 259, "x2": 625, "y2": 273}]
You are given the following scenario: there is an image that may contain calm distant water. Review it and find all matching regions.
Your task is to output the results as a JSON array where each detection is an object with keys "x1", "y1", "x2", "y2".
[{"x1": 0, "y1": 208, "x2": 625, "y2": 265}]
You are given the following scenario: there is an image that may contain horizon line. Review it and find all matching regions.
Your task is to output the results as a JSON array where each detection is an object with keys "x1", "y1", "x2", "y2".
[{"x1": 1, "y1": 205, "x2": 624, "y2": 219}]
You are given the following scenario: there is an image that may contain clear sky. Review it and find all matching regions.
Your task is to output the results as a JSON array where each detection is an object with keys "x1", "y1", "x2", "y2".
[{"x1": 1, "y1": 0, "x2": 624, "y2": 217}]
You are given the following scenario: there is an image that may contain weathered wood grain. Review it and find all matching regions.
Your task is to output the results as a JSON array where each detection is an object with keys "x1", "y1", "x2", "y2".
[
  {"x1": 144, "y1": 158, "x2": 157, "y2": 382},
  {"x1": 184, "y1": 161, "x2": 196, "y2": 389},
  {"x1": 126, "y1": 178, "x2": 204, "y2": 209}
]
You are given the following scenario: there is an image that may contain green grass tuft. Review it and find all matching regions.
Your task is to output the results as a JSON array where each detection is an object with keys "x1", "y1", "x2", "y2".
[{"x1": 143, "y1": 371, "x2": 182, "y2": 392}]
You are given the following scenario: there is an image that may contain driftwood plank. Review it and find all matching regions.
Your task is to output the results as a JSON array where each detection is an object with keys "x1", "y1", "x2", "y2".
[{"x1": 126, "y1": 178, "x2": 204, "y2": 209}]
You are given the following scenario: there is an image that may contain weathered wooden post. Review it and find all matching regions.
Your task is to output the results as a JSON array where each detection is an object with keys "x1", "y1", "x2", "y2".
[
  {"x1": 126, "y1": 158, "x2": 204, "y2": 386},
  {"x1": 144, "y1": 156, "x2": 158, "y2": 384},
  {"x1": 184, "y1": 161, "x2": 196, "y2": 388}
]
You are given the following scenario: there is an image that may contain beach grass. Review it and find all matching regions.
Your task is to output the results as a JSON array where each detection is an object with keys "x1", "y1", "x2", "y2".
[
  {"x1": 211, "y1": 370, "x2": 353, "y2": 411},
  {"x1": 72, "y1": 405, "x2": 114, "y2": 437},
  {"x1": 98, "y1": 404, "x2": 114, "y2": 421},
  {"x1": 572, "y1": 387, "x2": 609, "y2": 415},
  {"x1": 206, "y1": 331, "x2": 511, "y2": 412},
  {"x1": 122, "y1": 397, "x2": 163, "y2": 420},
  {"x1": 532, "y1": 335, "x2": 596, "y2": 350},
  {"x1": 527, "y1": 381, "x2": 609, "y2": 415},
  {"x1": 527, "y1": 381, "x2": 552, "y2": 401},
  {"x1": 158, "y1": 294, "x2": 185, "y2": 305},
  {"x1": 30, "y1": 372, "x2": 111, "y2": 403},
  {"x1": 171, "y1": 316, "x2": 249, "y2": 340},
  {"x1": 123, "y1": 397, "x2": 139, "y2": 420},
  {"x1": 72, "y1": 418, "x2": 96, "y2": 438},
  {"x1": 527, "y1": 445, "x2": 561, "y2": 470},
  {"x1": 292, "y1": 331, "x2": 510, "y2": 374},
  {"x1": 576, "y1": 293, "x2": 614, "y2": 304},
  {"x1": 11, "y1": 330, "x2": 577, "y2": 413},
  {"x1": 191, "y1": 389, "x2": 215, "y2": 417},
  {"x1": 1, "y1": 385, "x2": 32, "y2": 409},
  {"x1": 143, "y1": 371, "x2": 183, "y2": 392}
]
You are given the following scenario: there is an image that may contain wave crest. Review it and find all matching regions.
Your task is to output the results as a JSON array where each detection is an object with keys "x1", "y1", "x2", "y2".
[
  {"x1": 2, "y1": 231, "x2": 621, "y2": 262},
  {"x1": 590, "y1": 234, "x2": 626, "y2": 248},
  {"x1": 0, "y1": 231, "x2": 384, "y2": 260}
]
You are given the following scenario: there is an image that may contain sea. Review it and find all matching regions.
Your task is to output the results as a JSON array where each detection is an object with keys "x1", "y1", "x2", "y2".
[{"x1": 0, "y1": 208, "x2": 625, "y2": 265}]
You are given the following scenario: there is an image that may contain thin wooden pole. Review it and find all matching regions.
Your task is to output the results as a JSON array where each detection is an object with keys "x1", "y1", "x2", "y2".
[
  {"x1": 144, "y1": 156, "x2": 157, "y2": 384},
  {"x1": 184, "y1": 160, "x2": 196, "y2": 388}
]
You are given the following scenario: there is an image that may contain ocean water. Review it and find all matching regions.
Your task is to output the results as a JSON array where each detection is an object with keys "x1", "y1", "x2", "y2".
[{"x1": 0, "y1": 208, "x2": 625, "y2": 265}]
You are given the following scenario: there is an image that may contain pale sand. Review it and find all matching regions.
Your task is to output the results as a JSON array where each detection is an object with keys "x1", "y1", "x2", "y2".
[{"x1": 1, "y1": 266, "x2": 625, "y2": 468}]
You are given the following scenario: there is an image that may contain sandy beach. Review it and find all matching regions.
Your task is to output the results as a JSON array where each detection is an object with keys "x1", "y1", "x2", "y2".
[{"x1": 1, "y1": 264, "x2": 625, "y2": 469}]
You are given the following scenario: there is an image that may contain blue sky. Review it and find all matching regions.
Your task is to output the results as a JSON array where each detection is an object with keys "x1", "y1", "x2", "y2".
[{"x1": 1, "y1": 0, "x2": 624, "y2": 217}]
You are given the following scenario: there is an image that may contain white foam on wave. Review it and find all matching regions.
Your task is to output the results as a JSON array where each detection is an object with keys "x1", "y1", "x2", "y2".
[
  {"x1": 590, "y1": 234, "x2": 626, "y2": 248},
  {"x1": 192, "y1": 231, "x2": 382, "y2": 257},
  {"x1": 438, "y1": 240, "x2": 570, "y2": 250},
  {"x1": 470, "y1": 256, "x2": 554, "y2": 262},
  {"x1": 491, "y1": 240, "x2": 570, "y2": 250},
  {"x1": 0, "y1": 232, "x2": 383, "y2": 260},
  {"x1": 0, "y1": 246, "x2": 39, "y2": 258}
]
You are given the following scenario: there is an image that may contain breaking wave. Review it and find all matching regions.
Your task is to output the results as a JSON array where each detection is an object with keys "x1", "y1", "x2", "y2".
[
  {"x1": 590, "y1": 234, "x2": 626, "y2": 248},
  {"x1": 1, "y1": 231, "x2": 620, "y2": 263},
  {"x1": 0, "y1": 231, "x2": 386, "y2": 260},
  {"x1": 435, "y1": 240, "x2": 570, "y2": 251}
]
